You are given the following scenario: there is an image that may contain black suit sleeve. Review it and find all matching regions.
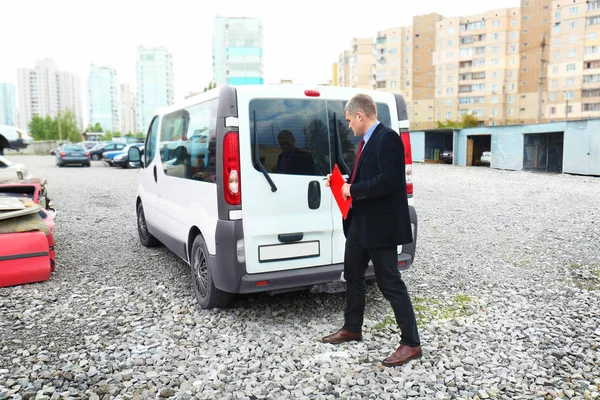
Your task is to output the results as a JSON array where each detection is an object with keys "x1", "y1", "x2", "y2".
[{"x1": 349, "y1": 130, "x2": 405, "y2": 200}]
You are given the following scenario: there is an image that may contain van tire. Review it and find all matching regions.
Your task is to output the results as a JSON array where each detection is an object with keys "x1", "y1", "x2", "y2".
[
  {"x1": 137, "y1": 202, "x2": 160, "y2": 247},
  {"x1": 191, "y1": 235, "x2": 232, "y2": 309}
]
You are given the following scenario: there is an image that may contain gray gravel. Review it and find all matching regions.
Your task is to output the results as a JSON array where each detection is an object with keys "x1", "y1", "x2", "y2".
[{"x1": 1, "y1": 155, "x2": 599, "y2": 400}]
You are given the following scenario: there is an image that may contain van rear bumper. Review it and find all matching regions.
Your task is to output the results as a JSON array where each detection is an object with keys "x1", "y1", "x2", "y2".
[{"x1": 211, "y1": 206, "x2": 418, "y2": 295}]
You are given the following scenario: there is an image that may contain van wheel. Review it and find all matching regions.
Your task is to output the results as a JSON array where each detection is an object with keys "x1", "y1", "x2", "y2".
[
  {"x1": 191, "y1": 235, "x2": 232, "y2": 309},
  {"x1": 137, "y1": 202, "x2": 160, "y2": 247}
]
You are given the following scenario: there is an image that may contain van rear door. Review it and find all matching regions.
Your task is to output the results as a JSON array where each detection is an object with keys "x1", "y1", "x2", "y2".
[{"x1": 236, "y1": 87, "x2": 334, "y2": 274}]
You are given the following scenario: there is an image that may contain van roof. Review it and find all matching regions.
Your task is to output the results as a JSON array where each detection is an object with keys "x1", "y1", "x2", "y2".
[{"x1": 154, "y1": 85, "x2": 404, "y2": 118}]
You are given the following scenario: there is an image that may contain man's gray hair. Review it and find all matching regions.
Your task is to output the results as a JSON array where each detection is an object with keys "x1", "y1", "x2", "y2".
[{"x1": 345, "y1": 93, "x2": 377, "y2": 118}]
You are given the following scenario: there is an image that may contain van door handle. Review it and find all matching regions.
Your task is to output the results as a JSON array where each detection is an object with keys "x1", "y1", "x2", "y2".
[
  {"x1": 153, "y1": 165, "x2": 157, "y2": 182},
  {"x1": 307, "y1": 181, "x2": 321, "y2": 210}
]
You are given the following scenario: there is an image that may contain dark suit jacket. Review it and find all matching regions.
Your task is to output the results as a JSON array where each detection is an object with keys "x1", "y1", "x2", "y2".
[
  {"x1": 342, "y1": 123, "x2": 412, "y2": 249},
  {"x1": 276, "y1": 148, "x2": 315, "y2": 175}
]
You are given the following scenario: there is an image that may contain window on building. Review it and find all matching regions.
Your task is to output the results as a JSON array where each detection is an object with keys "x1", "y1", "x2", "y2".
[
  {"x1": 568, "y1": 21, "x2": 578, "y2": 29},
  {"x1": 569, "y1": 6, "x2": 579, "y2": 15},
  {"x1": 550, "y1": 107, "x2": 556, "y2": 114},
  {"x1": 588, "y1": 32, "x2": 598, "y2": 40},
  {"x1": 446, "y1": 111, "x2": 453, "y2": 119},
  {"x1": 550, "y1": 93, "x2": 557, "y2": 100},
  {"x1": 568, "y1": 49, "x2": 576, "y2": 58},
  {"x1": 508, "y1": 96, "x2": 514, "y2": 103},
  {"x1": 566, "y1": 77, "x2": 575, "y2": 85},
  {"x1": 493, "y1": 20, "x2": 500, "y2": 27},
  {"x1": 566, "y1": 63, "x2": 576, "y2": 72}
]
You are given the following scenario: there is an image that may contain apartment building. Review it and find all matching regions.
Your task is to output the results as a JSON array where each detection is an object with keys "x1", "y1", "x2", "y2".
[
  {"x1": 545, "y1": 0, "x2": 600, "y2": 121},
  {"x1": 374, "y1": 26, "x2": 413, "y2": 99},
  {"x1": 0, "y1": 83, "x2": 17, "y2": 126},
  {"x1": 17, "y1": 58, "x2": 83, "y2": 130},
  {"x1": 120, "y1": 84, "x2": 136, "y2": 135},
  {"x1": 335, "y1": 0, "x2": 600, "y2": 128},
  {"x1": 434, "y1": 8, "x2": 523, "y2": 127},
  {"x1": 212, "y1": 16, "x2": 264, "y2": 86},
  {"x1": 89, "y1": 65, "x2": 120, "y2": 132},
  {"x1": 340, "y1": 38, "x2": 374, "y2": 89},
  {"x1": 136, "y1": 46, "x2": 174, "y2": 133}
]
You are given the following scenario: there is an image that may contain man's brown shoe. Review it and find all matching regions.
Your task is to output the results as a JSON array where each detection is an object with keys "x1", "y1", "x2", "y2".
[
  {"x1": 321, "y1": 328, "x2": 362, "y2": 344},
  {"x1": 382, "y1": 345, "x2": 422, "y2": 367}
]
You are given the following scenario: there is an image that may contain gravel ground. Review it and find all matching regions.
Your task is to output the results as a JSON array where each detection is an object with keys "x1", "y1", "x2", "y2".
[{"x1": 1, "y1": 155, "x2": 599, "y2": 400}]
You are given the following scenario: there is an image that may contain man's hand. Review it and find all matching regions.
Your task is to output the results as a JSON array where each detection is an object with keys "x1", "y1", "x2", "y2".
[
  {"x1": 342, "y1": 183, "x2": 351, "y2": 200},
  {"x1": 324, "y1": 174, "x2": 332, "y2": 187}
]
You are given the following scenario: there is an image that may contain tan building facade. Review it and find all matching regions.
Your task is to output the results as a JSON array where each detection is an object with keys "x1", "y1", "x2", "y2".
[
  {"x1": 335, "y1": 0, "x2": 600, "y2": 128},
  {"x1": 338, "y1": 38, "x2": 374, "y2": 89}
]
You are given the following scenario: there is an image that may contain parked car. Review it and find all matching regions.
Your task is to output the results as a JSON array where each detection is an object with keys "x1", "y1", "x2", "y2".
[
  {"x1": 55, "y1": 144, "x2": 90, "y2": 167},
  {"x1": 441, "y1": 149, "x2": 453, "y2": 164},
  {"x1": 0, "y1": 156, "x2": 31, "y2": 182},
  {"x1": 0, "y1": 125, "x2": 34, "y2": 155},
  {"x1": 104, "y1": 143, "x2": 144, "y2": 166},
  {"x1": 113, "y1": 145, "x2": 144, "y2": 168},
  {"x1": 89, "y1": 142, "x2": 127, "y2": 161},
  {"x1": 480, "y1": 151, "x2": 492, "y2": 165}
]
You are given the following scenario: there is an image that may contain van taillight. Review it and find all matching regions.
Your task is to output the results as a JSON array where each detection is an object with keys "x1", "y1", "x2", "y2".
[
  {"x1": 400, "y1": 130, "x2": 413, "y2": 196},
  {"x1": 223, "y1": 131, "x2": 241, "y2": 205}
]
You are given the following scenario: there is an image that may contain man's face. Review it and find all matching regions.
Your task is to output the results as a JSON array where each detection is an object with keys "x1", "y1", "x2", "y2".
[
  {"x1": 345, "y1": 111, "x2": 365, "y2": 136},
  {"x1": 278, "y1": 136, "x2": 295, "y2": 152}
]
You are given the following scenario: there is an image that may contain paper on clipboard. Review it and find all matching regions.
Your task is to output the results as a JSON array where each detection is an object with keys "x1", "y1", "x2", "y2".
[{"x1": 329, "y1": 164, "x2": 352, "y2": 219}]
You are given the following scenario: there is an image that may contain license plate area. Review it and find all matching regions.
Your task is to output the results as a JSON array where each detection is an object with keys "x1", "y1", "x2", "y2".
[{"x1": 258, "y1": 241, "x2": 320, "y2": 263}]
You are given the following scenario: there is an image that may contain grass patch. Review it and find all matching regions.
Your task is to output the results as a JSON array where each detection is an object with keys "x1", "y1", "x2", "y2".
[{"x1": 372, "y1": 293, "x2": 477, "y2": 332}]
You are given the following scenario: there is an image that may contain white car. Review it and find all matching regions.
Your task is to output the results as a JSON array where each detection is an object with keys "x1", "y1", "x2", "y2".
[
  {"x1": 0, "y1": 125, "x2": 34, "y2": 155},
  {"x1": 0, "y1": 156, "x2": 31, "y2": 182},
  {"x1": 480, "y1": 151, "x2": 492, "y2": 165}
]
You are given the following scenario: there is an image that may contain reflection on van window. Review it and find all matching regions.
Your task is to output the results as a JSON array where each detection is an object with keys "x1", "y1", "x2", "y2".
[
  {"x1": 159, "y1": 99, "x2": 218, "y2": 182},
  {"x1": 327, "y1": 101, "x2": 392, "y2": 175},
  {"x1": 250, "y1": 99, "x2": 330, "y2": 176}
]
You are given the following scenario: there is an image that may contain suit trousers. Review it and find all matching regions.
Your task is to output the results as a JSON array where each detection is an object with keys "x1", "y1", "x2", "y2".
[{"x1": 342, "y1": 220, "x2": 421, "y2": 347}]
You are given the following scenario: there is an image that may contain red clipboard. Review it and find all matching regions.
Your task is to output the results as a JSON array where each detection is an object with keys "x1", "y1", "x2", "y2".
[{"x1": 329, "y1": 164, "x2": 352, "y2": 219}]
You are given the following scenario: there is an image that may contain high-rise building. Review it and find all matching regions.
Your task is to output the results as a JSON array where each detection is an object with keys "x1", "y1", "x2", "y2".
[
  {"x1": 340, "y1": 38, "x2": 374, "y2": 89},
  {"x1": 88, "y1": 65, "x2": 120, "y2": 132},
  {"x1": 545, "y1": 0, "x2": 599, "y2": 122},
  {"x1": 337, "y1": 50, "x2": 352, "y2": 87},
  {"x1": 120, "y1": 84, "x2": 137, "y2": 135},
  {"x1": 374, "y1": 26, "x2": 413, "y2": 100},
  {"x1": 212, "y1": 16, "x2": 264, "y2": 85},
  {"x1": 0, "y1": 83, "x2": 17, "y2": 126},
  {"x1": 17, "y1": 58, "x2": 83, "y2": 130},
  {"x1": 336, "y1": 0, "x2": 600, "y2": 127},
  {"x1": 136, "y1": 46, "x2": 174, "y2": 133}
]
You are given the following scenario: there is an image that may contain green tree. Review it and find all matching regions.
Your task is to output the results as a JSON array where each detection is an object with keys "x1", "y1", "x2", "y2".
[
  {"x1": 101, "y1": 132, "x2": 113, "y2": 141},
  {"x1": 460, "y1": 114, "x2": 479, "y2": 128},
  {"x1": 93, "y1": 122, "x2": 103, "y2": 132},
  {"x1": 435, "y1": 113, "x2": 481, "y2": 129},
  {"x1": 56, "y1": 110, "x2": 82, "y2": 142},
  {"x1": 136, "y1": 132, "x2": 145, "y2": 139},
  {"x1": 29, "y1": 116, "x2": 55, "y2": 140},
  {"x1": 203, "y1": 81, "x2": 216, "y2": 92}
]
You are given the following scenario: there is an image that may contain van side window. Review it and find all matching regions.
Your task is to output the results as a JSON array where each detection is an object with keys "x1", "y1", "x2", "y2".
[
  {"x1": 159, "y1": 99, "x2": 218, "y2": 182},
  {"x1": 327, "y1": 101, "x2": 392, "y2": 175},
  {"x1": 144, "y1": 117, "x2": 159, "y2": 166},
  {"x1": 250, "y1": 99, "x2": 330, "y2": 176}
]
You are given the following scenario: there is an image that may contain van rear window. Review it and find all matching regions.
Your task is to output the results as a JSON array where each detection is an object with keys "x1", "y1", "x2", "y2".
[
  {"x1": 250, "y1": 99, "x2": 391, "y2": 177},
  {"x1": 250, "y1": 99, "x2": 330, "y2": 177}
]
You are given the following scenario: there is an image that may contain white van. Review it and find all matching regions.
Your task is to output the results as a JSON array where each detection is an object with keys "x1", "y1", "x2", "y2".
[{"x1": 128, "y1": 85, "x2": 418, "y2": 309}]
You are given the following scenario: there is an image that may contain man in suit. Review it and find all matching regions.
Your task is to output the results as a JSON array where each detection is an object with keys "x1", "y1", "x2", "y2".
[
  {"x1": 275, "y1": 130, "x2": 315, "y2": 175},
  {"x1": 323, "y1": 93, "x2": 421, "y2": 367}
]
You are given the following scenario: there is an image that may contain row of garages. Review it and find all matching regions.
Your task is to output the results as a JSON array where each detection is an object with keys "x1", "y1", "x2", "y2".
[{"x1": 410, "y1": 119, "x2": 600, "y2": 176}]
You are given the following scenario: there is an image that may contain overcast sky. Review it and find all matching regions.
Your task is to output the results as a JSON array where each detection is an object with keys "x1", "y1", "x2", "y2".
[{"x1": 1, "y1": 0, "x2": 519, "y2": 125}]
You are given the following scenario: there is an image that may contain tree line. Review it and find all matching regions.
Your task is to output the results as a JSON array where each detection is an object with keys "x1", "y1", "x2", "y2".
[{"x1": 28, "y1": 111, "x2": 144, "y2": 142}]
